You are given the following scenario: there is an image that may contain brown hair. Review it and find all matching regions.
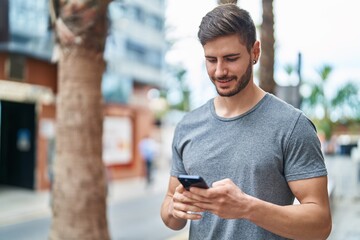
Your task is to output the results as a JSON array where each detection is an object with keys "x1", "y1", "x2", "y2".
[{"x1": 198, "y1": 4, "x2": 256, "y2": 52}]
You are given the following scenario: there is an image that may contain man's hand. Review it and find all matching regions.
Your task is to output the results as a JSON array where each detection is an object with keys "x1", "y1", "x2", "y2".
[
  {"x1": 171, "y1": 183, "x2": 207, "y2": 220},
  {"x1": 183, "y1": 178, "x2": 251, "y2": 219}
]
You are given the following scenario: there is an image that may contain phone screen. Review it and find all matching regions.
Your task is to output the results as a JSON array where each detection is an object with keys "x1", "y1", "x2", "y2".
[{"x1": 178, "y1": 175, "x2": 209, "y2": 190}]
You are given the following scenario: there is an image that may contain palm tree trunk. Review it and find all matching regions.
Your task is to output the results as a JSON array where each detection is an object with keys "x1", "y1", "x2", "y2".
[
  {"x1": 49, "y1": 1, "x2": 110, "y2": 239},
  {"x1": 217, "y1": 0, "x2": 238, "y2": 4},
  {"x1": 259, "y1": 0, "x2": 276, "y2": 94}
]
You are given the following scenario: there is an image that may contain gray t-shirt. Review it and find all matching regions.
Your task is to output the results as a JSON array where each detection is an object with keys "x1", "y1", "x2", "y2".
[{"x1": 171, "y1": 93, "x2": 327, "y2": 240}]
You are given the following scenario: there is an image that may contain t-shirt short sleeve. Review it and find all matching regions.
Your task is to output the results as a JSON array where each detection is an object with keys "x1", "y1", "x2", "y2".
[
  {"x1": 284, "y1": 113, "x2": 327, "y2": 182},
  {"x1": 170, "y1": 124, "x2": 187, "y2": 177}
]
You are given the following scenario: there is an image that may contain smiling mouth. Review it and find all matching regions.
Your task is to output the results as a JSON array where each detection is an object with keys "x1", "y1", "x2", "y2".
[{"x1": 216, "y1": 77, "x2": 235, "y2": 83}]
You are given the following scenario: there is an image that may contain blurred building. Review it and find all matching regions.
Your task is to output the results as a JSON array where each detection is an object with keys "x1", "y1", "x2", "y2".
[
  {"x1": 103, "y1": 0, "x2": 165, "y2": 105},
  {"x1": 102, "y1": 0, "x2": 166, "y2": 181},
  {"x1": 0, "y1": 0, "x2": 57, "y2": 191},
  {"x1": 0, "y1": 0, "x2": 166, "y2": 190},
  {"x1": 276, "y1": 85, "x2": 302, "y2": 109},
  {"x1": 275, "y1": 53, "x2": 303, "y2": 109}
]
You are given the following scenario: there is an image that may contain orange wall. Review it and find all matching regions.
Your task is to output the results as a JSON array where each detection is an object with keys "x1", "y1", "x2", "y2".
[
  {"x1": 0, "y1": 53, "x2": 7, "y2": 78},
  {"x1": 36, "y1": 104, "x2": 56, "y2": 190},
  {"x1": 1, "y1": 52, "x2": 154, "y2": 190},
  {"x1": 35, "y1": 101, "x2": 154, "y2": 190},
  {"x1": 27, "y1": 58, "x2": 57, "y2": 93},
  {"x1": 0, "y1": 53, "x2": 57, "y2": 93},
  {"x1": 103, "y1": 104, "x2": 155, "y2": 181}
]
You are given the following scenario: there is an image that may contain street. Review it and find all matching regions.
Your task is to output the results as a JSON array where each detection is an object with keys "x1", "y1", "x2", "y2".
[
  {"x1": 1, "y1": 155, "x2": 360, "y2": 240},
  {"x1": 326, "y1": 155, "x2": 360, "y2": 240},
  {"x1": 108, "y1": 191, "x2": 185, "y2": 240},
  {"x1": 0, "y1": 189, "x2": 186, "y2": 240}
]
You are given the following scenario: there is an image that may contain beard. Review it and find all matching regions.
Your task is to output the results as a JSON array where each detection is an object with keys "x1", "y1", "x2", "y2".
[{"x1": 212, "y1": 59, "x2": 253, "y2": 97}]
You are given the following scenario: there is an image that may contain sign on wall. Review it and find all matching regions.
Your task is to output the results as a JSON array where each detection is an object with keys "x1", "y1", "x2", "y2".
[{"x1": 102, "y1": 116, "x2": 133, "y2": 165}]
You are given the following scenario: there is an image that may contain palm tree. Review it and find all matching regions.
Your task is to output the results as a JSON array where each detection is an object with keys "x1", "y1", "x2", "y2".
[
  {"x1": 259, "y1": 0, "x2": 276, "y2": 94},
  {"x1": 306, "y1": 65, "x2": 332, "y2": 116},
  {"x1": 331, "y1": 82, "x2": 360, "y2": 119},
  {"x1": 49, "y1": 1, "x2": 111, "y2": 239},
  {"x1": 217, "y1": 0, "x2": 238, "y2": 4},
  {"x1": 302, "y1": 65, "x2": 333, "y2": 140},
  {"x1": 172, "y1": 67, "x2": 190, "y2": 112},
  {"x1": 302, "y1": 65, "x2": 360, "y2": 140}
]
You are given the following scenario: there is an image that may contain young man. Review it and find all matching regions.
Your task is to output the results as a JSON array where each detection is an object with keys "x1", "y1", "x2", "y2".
[{"x1": 161, "y1": 4, "x2": 332, "y2": 240}]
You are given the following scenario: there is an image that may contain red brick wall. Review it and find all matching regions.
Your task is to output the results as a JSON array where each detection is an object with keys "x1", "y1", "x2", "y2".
[
  {"x1": 27, "y1": 58, "x2": 57, "y2": 93},
  {"x1": 0, "y1": 53, "x2": 7, "y2": 78},
  {"x1": 36, "y1": 104, "x2": 56, "y2": 190}
]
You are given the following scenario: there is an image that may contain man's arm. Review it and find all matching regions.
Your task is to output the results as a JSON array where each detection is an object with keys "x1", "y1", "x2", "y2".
[
  {"x1": 246, "y1": 176, "x2": 332, "y2": 239},
  {"x1": 161, "y1": 176, "x2": 193, "y2": 230},
  {"x1": 187, "y1": 176, "x2": 332, "y2": 239}
]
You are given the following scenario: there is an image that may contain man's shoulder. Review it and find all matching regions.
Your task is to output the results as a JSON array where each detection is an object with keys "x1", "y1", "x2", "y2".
[
  {"x1": 178, "y1": 99, "x2": 212, "y2": 124},
  {"x1": 265, "y1": 94, "x2": 302, "y2": 118},
  {"x1": 264, "y1": 94, "x2": 316, "y2": 132}
]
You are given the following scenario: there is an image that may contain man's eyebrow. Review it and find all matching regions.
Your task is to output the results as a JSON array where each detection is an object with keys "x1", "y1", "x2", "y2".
[
  {"x1": 205, "y1": 53, "x2": 241, "y2": 58},
  {"x1": 224, "y1": 53, "x2": 241, "y2": 58}
]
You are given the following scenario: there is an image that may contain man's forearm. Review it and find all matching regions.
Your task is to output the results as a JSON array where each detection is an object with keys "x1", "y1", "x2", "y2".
[
  {"x1": 161, "y1": 196, "x2": 187, "y2": 230},
  {"x1": 246, "y1": 196, "x2": 332, "y2": 239}
]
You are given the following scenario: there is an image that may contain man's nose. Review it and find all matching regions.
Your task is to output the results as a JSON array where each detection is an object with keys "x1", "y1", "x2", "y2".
[{"x1": 215, "y1": 62, "x2": 228, "y2": 78}]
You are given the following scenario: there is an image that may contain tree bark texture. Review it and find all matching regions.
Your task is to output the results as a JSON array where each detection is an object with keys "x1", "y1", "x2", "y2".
[
  {"x1": 259, "y1": 0, "x2": 276, "y2": 94},
  {"x1": 217, "y1": 0, "x2": 238, "y2": 4},
  {"x1": 49, "y1": 0, "x2": 110, "y2": 239}
]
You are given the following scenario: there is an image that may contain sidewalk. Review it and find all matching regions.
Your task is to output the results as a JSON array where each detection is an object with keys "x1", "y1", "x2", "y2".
[
  {"x1": 0, "y1": 186, "x2": 50, "y2": 226},
  {"x1": 0, "y1": 166, "x2": 189, "y2": 239},
  {"x1": 325, "y1": 155, "x2": 360, "y2": 239},
  {"x1": 0, "y1": 167, "x2": 170, "y2": 227},
  {"x1": 1, "y1": 155, "x2": 359, "y2": 239}
]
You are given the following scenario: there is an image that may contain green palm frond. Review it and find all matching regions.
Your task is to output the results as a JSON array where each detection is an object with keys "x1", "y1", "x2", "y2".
[
  {"x1": 284, "y1": 64, "x2": 294, "y2": 76},
  {"x1": 317, "y1": 65, "x2": 333, "y2": 82},
  {"x1": 331, "y1": 82, "x2": 359, "y2": 107}
]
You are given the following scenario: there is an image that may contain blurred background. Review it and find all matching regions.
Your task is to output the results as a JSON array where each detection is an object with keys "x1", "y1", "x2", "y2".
[{"x1": 0, "y1": 0, "x2": 359, "y2": 239}]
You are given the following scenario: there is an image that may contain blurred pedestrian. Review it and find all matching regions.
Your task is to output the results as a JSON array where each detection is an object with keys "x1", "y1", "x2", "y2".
[
  {"x1": 160, "y1": 3, "x2": 332, "y2": 240},
  {"x1": 139, "y1": 134, "x2": 159, "y2": 185}
]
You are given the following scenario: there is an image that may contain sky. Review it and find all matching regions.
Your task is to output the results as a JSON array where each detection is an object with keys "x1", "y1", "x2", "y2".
[{"x1": 164, "y1": 0, "x2": 360, "y2": 108}]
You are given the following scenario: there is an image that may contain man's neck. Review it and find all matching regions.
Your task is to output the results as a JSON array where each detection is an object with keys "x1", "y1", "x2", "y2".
[{"x1": 214, "y1": 83, "x2": 266, "y2": 118}]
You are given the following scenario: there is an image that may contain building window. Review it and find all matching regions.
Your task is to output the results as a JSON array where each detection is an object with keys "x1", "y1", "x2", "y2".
[
  {"x1": 126, "y1": 40, "x2": 146, "y2": 62},
  {"x1": 6, "y1": 54, "x2": 26, "y2": 81},
  {"x1": 9, "y1": 0, "x2": 49, "y2": 37},
  {"x1": 147, "y1": 15, "x2": 163, "y2": 31},
  {"x1": 147, "y1": 50, "x2": 162, "y2": 68},
  {"x1": 125, "y1": 39, "x2": 163, "y2": 69},
  {"x1": 134, "y1": 6, "x2": 145, "y2": 23}
]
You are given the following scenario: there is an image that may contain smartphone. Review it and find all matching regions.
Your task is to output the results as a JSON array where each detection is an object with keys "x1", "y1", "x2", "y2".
[{"x1": 178, "y1": 175, "x2": 209, "y2": 190}]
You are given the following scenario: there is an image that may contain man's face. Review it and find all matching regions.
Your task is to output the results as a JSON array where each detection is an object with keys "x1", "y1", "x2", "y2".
[{"x1": 204, "y1": 34, "x2": 253, "y2": 97}]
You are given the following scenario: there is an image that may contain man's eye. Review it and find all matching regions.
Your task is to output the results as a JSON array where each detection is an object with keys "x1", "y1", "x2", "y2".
[
  {"x1": 206, "y1": 59, "x2": 217, "y2": 63},
  {"x1": 227, "y1": 57, "x2": 238, "y2": 62}
]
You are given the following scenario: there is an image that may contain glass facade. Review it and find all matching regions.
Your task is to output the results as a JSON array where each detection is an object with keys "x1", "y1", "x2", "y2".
[
  {"x1": 102, "y1": 0, "x2": 166, "y2": 104},
  {"x1": 0, "y1": 0, "x2": 54, "y2": 61},
  {"x1": 9, "y1": 0, "x2": 49, "y2": 37},
  {"x1": 5, "y1": 0, "x2": 166, "y2": 104}
]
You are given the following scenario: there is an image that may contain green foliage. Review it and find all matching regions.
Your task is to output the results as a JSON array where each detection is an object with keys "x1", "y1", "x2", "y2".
[
  {"x1": 312, "y1": 118, "x2": 333, "y2": 140},
  {"x1": 331, "y1": 82, "x2": 359, "y2": 110},
  {"x1": 317, "y1": 65, "x2": 332, "y2": 82},
  {"x1": 167, "y1": 66, "x2": 191, "y2": 112},
  {"x1": 284, "y1": 64, "x2": 294, "y2": 76},
  {"x1": 301, "y1": 64, "x2": 360, "y2": 140}
]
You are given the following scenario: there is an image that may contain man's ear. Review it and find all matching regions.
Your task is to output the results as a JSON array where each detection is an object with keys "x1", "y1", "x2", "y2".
[{"x1": 252, "y1": 41, "x2": 261, "y2": 61}]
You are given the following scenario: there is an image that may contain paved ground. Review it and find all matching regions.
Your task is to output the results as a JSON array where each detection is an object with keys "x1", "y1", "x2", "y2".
[
  {"x1": 326, "y1": 155, "x2": 360, "y2": 239},
  {"x1": 0, "y1": 166, "x2": 189, "y2": 240},
  {"x1": 0, "y1": 155, "x2": 359, "y2": 239}
]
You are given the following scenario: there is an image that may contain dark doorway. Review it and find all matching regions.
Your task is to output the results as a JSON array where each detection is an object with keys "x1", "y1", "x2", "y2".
[{"x1": 0, "y1": 100, "x2": 36, "y2": 189}]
